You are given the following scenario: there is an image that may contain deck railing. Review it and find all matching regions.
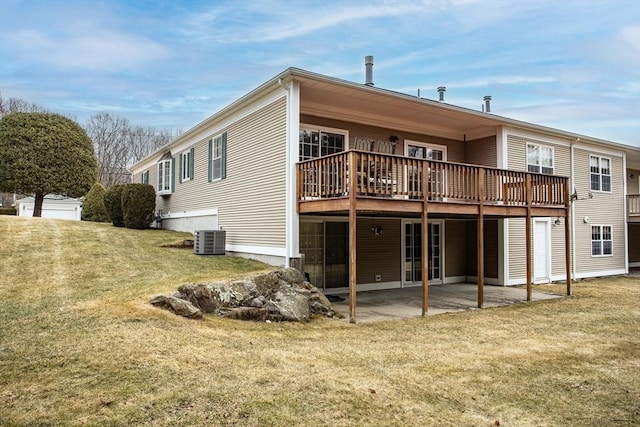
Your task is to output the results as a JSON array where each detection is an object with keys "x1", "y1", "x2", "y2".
[
  {"x1": 297, "y1": 150, "x2": 568, "y2": 207},
  {"x1": 628, "y1": 194, "x2": 640, "y2": 216}
]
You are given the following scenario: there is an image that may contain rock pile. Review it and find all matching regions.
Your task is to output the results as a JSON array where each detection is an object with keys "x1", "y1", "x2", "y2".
[{"x1": 150, "y1": 268, "x2": 335, "y2": 322}]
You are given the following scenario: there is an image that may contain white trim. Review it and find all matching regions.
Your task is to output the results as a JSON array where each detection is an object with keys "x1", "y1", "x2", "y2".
[
  {"x1": 590, "y1": 224, "x2": 613, "y2": 257},
  {"x1": 443, "y1": 275, "x2": 468, "y2": 284},
  {"x1": 157, "y1": 159, "x2": 172, "y2": 195},
  {"x1": 404, "y1": 140, "x2": 448, "y2": 159},
  {"x1": 161, "y1": 208, "x2": 218, "y2": 219},
  {"x1": 179, "y1": 149, "x2": 193, "y2": 182},
  {"x1": 589, "y1": 155, "x2": 613, "y2": 194},
  {"x1": 526, "y1": 142, "x2": 555, "y2": 175},
  {"x1": 629, "y1": 262, "x2": 640, "y2": 268},
  {"x1": 225, "y1": 244, "x2": 287, "y2": 257},
  {"x1": 401, "y1": 219, "x2": 445, "y2": 286},
  {"x1": 285, "y1": 81, "x2": 301, "y2": 267},
  {"x1": 132, "y1": 89, "x2": 288, "y2": 173},
  {"x1": 623, "y1": 152, "x2": 629, "y2": 273},
  {"x1": 497, "y1": 126, "x2": 508, "y2": 169},
  {"x1": 503, "y1": 218, "x2": 509, "y2": 286},
  {"x1": 299, "y1": 123, "x2": 349, "y2": 160},
  {"x1": 533, "y1": 218, "x2": 552, "y2": 283}
]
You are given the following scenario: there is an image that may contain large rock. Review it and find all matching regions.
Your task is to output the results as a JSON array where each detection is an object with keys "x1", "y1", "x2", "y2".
[
  {"x1": 150, "y1": 268, "x2": 335, "y2": 322},
  {"x1": 149, "y1": 295, "x2": 203, "y2": 319}
]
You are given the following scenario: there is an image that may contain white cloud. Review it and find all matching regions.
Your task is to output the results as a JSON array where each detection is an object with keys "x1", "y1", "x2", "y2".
[{"x1": 9, "y1": 26, "x2": 168, "y2": 70}]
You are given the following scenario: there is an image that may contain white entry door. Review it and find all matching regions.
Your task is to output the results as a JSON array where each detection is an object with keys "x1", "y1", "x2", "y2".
[{"x1": 533, "y1": 219, "x2": 551, "y2": 283}]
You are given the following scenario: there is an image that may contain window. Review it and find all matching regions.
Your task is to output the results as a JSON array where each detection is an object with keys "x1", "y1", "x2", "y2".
[
  {"x1": 299, "y1": 127, "x2": 346, "y2": 161},
  {"x1": 180, "y1": 148, "x2": 194, "y2": 183},
  {"x1": 527, "y1": 144, "x2": 554, "y2": 174},
  {"x1": 157, "y1": 158, "x2": 174, "y2": 194},
  {"x1": 141, "y1": 170, "x2": 149, "y2": 184},
  {"x1": 208, "y1": 132, "x2": 227, "y2": 182},
  {"x1": 590, "y1": 155, "x2": 611, "y2": 192},
  {"x1": 591, "y1": 225, "x2": 612, "y2": 256}
]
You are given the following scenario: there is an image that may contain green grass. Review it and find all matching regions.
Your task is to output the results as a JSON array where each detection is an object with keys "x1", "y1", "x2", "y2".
[{"x1": 0, "y1": 216, "x2": 639, "y2": 426}]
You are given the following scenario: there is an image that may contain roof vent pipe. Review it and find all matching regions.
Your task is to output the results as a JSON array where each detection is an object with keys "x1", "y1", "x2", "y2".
[
  {"x1": 437, "y1": 86, "x2": 446, "y2": 102},
  {"x1": 364, "y1": 55, "x2": 374, "y2": 86},
  {"x1": 484, "y1": 95, "x2": 492, "y2": 113}
]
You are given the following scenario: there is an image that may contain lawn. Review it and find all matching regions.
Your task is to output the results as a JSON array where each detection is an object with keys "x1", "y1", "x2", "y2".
[{"x1": 0, "y1": 216, "x2": 638, "y2": 426}]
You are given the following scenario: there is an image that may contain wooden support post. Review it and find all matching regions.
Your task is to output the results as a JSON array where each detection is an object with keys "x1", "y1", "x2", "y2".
[
  {"x1": 525, "y1": 175, "x2": 532, "y2": 302},
  {"x1": 421, "y1": 164, "x2": 429, "y2": 316},
  {"x1": 565, "y1": 185, "x2": 572, "y2": 296},
  {"x1": 477, "y1": 169, "x2": 484, "y2": 309},
  {"x1": 348, "y1": 151, "x2": 358, "y2": 323}
]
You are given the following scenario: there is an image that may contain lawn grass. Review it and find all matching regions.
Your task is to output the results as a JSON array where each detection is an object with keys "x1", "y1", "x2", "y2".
[{"x1": 0, "y1": 215, "x2": 638, "y2": 426}]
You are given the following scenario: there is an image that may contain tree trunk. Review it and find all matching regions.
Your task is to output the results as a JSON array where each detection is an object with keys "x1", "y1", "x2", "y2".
[{"x1": 33, "y1": 192, "x2": 44, "y2": 217}]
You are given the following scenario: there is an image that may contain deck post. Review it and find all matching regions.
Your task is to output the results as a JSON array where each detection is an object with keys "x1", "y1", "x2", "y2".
[
  {"x1": 565, "y1": 183, "x2": 572, "y2": 296},
  {"x1": 525, "y1": 175, "x2": 532, "y2": 301},
  {"x1": 421, "y1": 163, "x2": 429, "y2": 316},
  {"x1": 477, "y1": 168, "x2": 485, "y2": 308},
  {"x1": 348, "y1": 151, "x2": 357, "y2": 323}
]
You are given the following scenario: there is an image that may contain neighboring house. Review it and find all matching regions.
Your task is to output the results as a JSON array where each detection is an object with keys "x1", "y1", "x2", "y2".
[
  {"x1": 131, "y1": 64, "x2": 640, "y2": 321},
  {"x1": 16, "y1": 194, "x2": 83, "y2": 220}
]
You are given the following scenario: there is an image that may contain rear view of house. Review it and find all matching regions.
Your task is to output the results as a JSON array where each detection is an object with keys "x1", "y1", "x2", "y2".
[{"x1": 131, "y1": 60, "x2": 640, "y2": 321}]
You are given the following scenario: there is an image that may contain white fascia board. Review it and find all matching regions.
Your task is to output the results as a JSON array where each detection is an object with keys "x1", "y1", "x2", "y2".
[
  {"x1": 504, "y1": 127, "x2": 574, "y2": 147},
  {"x1": 160, "y1": 208, "x2": 218, "y2": 219},
  {"x1": 573, "y1": 142, "x2": 625, "y2": 158}
]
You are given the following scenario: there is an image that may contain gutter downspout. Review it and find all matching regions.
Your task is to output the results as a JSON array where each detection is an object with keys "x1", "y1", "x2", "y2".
[
  {"x1": 570, "y1": 139, "x2": 576, "y2": 281},
  {"x1": 623, "y1": 152, "x2": 629, "y2": 274}
]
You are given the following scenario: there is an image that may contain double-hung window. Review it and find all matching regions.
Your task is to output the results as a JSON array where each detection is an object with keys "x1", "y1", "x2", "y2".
[
  {"x1": 299, "y1": 126, "x2": 347, "y2": 161},
  {"x1": 208, "y1": 132, "x2": 227, "y2": 182},
  {"x1": 527, "y1": 144, "x2": 554, "y2": 174},
  {"x1": 591, "y1": 225, "x2": 612, "y2": 256},
  {"x1": 157, "y1": 158, "x2": 173, "y2": 194},
  {"x1": 180, "y1": 148, "x2": 194, "y2": 183},
  {"x1": 141, "y1": 170, "x2": 149, "y2": 184},
  {"x1": 590, "y1": 155, "x2": 611, "y2": 192}
]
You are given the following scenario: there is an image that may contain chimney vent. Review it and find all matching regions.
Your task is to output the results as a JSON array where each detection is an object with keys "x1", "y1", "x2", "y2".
[
  {"x1": 484, "y1": 95, "x2": 492, "y2": 113},
  {"x1": 364, "y1": 55, "x2": 374, "y2": 86},
  {"x1": 437, "y1": 86, "x2": 446, "y2": 102}
]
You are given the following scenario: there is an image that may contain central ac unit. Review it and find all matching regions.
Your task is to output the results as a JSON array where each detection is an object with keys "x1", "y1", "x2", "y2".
[{"x1": 194, "y1": 230, "x2": 226, "y2": 255}]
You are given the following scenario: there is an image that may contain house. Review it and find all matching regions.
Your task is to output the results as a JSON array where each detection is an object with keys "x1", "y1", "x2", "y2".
[
  {"x1": 16, "y1": 194, "x2": 83, "y2": 220},
  {"x1": 131, "y1": 60, "x2": 640, "y2": 322}
]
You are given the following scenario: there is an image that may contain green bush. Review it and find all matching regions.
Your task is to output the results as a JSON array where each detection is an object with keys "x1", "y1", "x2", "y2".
[
  {"x1": 121, "y1": 183, "x2": 156, "y2": 230},
  {"x1": 81, "y1": 183, "x2": 110, "y2": 222},
  {"x1": 104, "y1": 184, "x2": 126, "y2": 227},
  {"x1": 0, "y1": 208, "x2": 17, "y2": 215}
]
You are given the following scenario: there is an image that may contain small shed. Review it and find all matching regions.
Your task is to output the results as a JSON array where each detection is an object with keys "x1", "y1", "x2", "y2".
[{"x1": 16, "y1": 194, "x2": 83, "y2": 221}]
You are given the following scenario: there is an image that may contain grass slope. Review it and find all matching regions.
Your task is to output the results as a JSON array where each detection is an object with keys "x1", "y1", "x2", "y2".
[{"x1": 0, "y1": 216, "x2": 638, "y2": 426}]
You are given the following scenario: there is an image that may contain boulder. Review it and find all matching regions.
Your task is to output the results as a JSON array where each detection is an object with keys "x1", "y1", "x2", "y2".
[
  {"x1": 151, "y1": 268, "x2": 335, "y2": 322},
  {"x1": 149, "y1": 295, "x2": 202, "y2": 319}
]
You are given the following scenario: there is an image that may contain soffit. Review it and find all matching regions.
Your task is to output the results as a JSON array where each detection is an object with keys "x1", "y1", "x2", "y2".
[{"x1": 297, "y1": 77, "x2": 500, "y2": 141}]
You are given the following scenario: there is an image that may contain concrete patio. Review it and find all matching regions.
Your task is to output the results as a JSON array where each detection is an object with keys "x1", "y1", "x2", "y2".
[{"x1": 331, "y1": 284, "x2": 565, "y2": 323}]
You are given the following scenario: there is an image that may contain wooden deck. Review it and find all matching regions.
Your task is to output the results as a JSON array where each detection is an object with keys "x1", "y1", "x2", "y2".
[
  {"x1": 628, "y1": 194, "x2": 640, "y2": 222},
  {"x1": 296, "y1": 150, "x2": 572, "y2": 323},
  {"x1": 297, "y1": 150, "x2": 568, "y2": 218}
]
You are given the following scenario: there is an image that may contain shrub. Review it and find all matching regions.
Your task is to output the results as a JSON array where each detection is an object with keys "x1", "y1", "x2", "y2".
[
  {"x1": 121, "y1": 183, "x2": 156, "y2": 230},
  {"x1": 104, "y1": 184, "x2": 126, "y2": 227},
  {"x1": 0, "y1": 208, "x2": 17, "y2": 215},
  {"x1": 81, "y1": 183, "x2": 110, "y2": 222}
]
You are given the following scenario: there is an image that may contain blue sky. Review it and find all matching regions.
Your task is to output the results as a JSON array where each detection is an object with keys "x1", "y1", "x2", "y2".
[{"x1": 1, "y1": 0, "x2": 639, "y2": 146}]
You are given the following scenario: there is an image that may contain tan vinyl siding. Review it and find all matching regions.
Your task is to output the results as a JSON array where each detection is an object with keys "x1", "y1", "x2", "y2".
[
  {"x1": 572, "y1": 148, "x2": 625, "y2": 274},
  {"x1": 300, "y1": 114, "x2": 465, "y2": 162},
  {"x1": 507, "y1": 218, "x2": 527, "y2": 280},
  {"x1": 551, "y1": 220, "x2": 566, "y2": 277},
  {"x1": 465, "y1": 136, "x2": 497, "y2": 167},
  {"x1": 445, "y1": 220, "x2": 467, "y2": 277},
  {"x1": 157, "y1": 96, "x2": 288, "y2": 248},
  {"x1": 506, "y1": 134, "x2": 570, "y2": 176},
  {"x1": 356, "y1": 218, "x2": 401, "y2": 284}
]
